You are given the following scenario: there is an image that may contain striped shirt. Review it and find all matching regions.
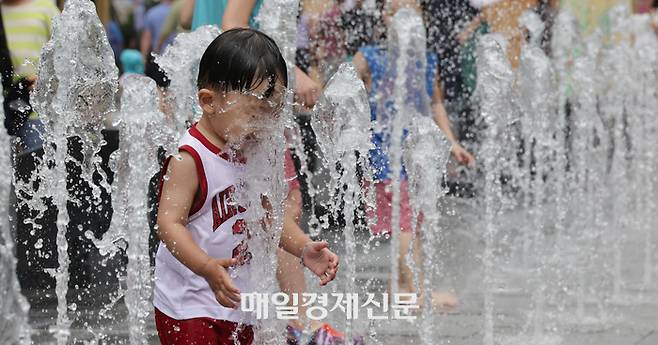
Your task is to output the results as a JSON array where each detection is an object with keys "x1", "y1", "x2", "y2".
[{"x1": 1, "y1": 0, "x2": 59, "y2": 78}]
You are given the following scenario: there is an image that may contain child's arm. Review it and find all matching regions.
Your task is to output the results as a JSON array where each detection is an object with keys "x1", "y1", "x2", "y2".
[
  {"x1": 457, "y1": 13, "x2": 482, "y2": 44},
  {"x1": 140, "y1": 27, "x2": 152, "y2": 62},
  {"x1": 221, "y1": 0, "x2": 258, "y2": 30},
  {"x1": 431, "y1": 76, "x2": 476, "y2": 167},
  {"x1": 156, "y1": 7, "x2": 179, "y2": 53},
  {"x1": 279, "y1": 213, "x2": 339, "y2": 286},
  {"x1": 157, "y1": 151, "x2": 242, "y2": 308},
  {"x1": 180, "y1": 0, "x2": 195, "y2": 30}
]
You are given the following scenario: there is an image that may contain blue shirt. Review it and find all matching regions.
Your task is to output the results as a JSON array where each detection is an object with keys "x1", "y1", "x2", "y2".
[
  {"x1": 359, "y1": 45, "x2": 438, "y2": 181},
  {"x1": 145, "y1": 3, "x2": 175, "y2": 51},
  {"x1": 191, "y1": 0, "x2": 264, "y2": 30}
]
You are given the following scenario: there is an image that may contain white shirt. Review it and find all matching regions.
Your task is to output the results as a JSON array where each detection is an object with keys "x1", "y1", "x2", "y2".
[{"x1": 153, "y1": 124, "x2": 254, "y2": 324}]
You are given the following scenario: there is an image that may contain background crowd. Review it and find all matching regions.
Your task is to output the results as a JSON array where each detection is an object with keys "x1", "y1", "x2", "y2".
[
  {"x1": 1, "y1": 0, "x2": 656, "y2": 158},
  {"x1": 1, "y1": 0, "x2": 657, "y2": 342}
]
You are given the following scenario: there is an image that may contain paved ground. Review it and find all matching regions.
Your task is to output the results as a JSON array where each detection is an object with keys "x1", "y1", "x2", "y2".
[{"x1": 15, "y1": 196, "x2": 658, "y2": 344}]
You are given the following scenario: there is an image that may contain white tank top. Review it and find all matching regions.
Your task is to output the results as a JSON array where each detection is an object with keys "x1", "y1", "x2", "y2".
[{"x1": 153, "y1": 124, "x2": 254, "y2": 324}]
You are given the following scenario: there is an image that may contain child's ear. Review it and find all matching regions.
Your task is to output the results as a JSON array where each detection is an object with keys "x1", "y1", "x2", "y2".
[{"x1": 198, "y1": 88, "x2": 216, "y2": 114}]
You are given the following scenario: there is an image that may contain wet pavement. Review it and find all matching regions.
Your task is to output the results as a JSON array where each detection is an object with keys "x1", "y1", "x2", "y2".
[{"x1": 18, "y1": 196, "x2": 658, "y2": 345}]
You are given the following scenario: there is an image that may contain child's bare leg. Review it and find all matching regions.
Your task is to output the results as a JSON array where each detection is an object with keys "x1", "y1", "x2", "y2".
[
  {"x1": 276, "y1": 248, "x2": 308, "y2": 330},
  {"x1": 277, "y1": 188, "x2": 322, "y2": 331},
  {"x1": 276, "y1": 248, "x2": 324, "y2": 331},
  {"x1": 398, "y1": 231, "x2": 416, "y2": 293},
  {"x1": 411, "y1": 231, "x2": 458, "y2": 309}
]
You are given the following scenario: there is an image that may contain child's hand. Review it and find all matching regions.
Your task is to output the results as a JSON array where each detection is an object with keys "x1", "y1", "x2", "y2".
[
  {"x1": 200, "y1": 258, "x2": 241, "y2": 308},
  {"x1": 294, "y1": 67, "x2": 320, "y2": 108},
  {"x1": 301, "y1": 241, "x2": 339, "y2": 286},
  {"x1": 451, "y1": 143, "x2": 476, "y2": 168}
]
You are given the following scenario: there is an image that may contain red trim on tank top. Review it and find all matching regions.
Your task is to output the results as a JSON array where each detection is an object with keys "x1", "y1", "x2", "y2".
[
  {"x1": 188, "y1": 123, "x2": 247, "y2": 164},
  {"x1": 189, "y1": 123, "x2": 221, "y2": 155},
  {"x1": 179, "y1": 145, "x2": 208, "y2": 217}
]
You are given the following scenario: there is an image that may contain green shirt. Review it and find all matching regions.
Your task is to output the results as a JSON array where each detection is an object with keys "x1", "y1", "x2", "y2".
[
  {"x1": 1, "y1": 0, "x2": 59, "y2": 78},
  {"x1": 191, "y1": 0, "x2": 263, "y2": 30}
]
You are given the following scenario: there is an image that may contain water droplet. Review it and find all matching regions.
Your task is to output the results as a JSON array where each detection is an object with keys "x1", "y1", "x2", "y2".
[
  {"x1": 34, "y1": 239, "x2": 43, "y2": 249},
  {"x1": 68, "y1": 303, "x2": 77, "y2": 311},
  {"x1": 172, "y1": 325, "x2": 180, "y2": 332}
]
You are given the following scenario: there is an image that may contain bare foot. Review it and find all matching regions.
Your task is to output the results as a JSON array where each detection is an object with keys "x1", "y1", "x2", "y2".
[
  {"x1": 431, "y1": 291, "x2": 459, "y2": 310},
  {"x1": 415, "y1": 290, "x2": 459, "y2": 312},
  {"x1": 389, "y1": 281, "x2": 459, "y2": 312}
]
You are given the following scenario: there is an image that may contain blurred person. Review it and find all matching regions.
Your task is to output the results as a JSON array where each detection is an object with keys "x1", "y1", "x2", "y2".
[
  {"x1": 141, "y1": 0, "x2": 174, "y2": 88},
  {"x1": 119, "y1": 49, "x2": 145, "y2": 80},
  {"x1": 561, "y1": 0, "x2": 632, "y2": 34},
  {"x1": 650, "y1": 0, "x2": 658, "y2": 36},
  {"x1": 107, "y1": 5, "x2": 125, "y2": 70},
  {"x1": 456, "y1": 0, "x2": 542, "y2": 122},
  {"x1": 635, "y1": 0, "x2": 654, "y2": 13},
  {"x1": 423, "y1": 0, "x2": 480, "y2": 196},
  {"x1": 191, "y1": 0, "x2": 261, "y2": 29},
  {"x1": 133, "y1": 0, "x2": 146, "y2": 33},
  {"x1": 536, "y1": 0, "x2": 560, "y2": 55},
  {"x1": 190, "y1": 0, "x2": 321, "y2": 108},
  {"x1": 295, "y1": 0, "x2": 325, "y2": 81},
  {"x1": 341, "y1": 0, "x2": 376, "y2": 57},
  {"x1": 476, "y1": 0, "x2": 539, "y2": 68},
  {"x1": 424, "y1": 0, "x2": 478, "y2": 104},
  {"x1": 156, "y1": 0, "x2": 186, "y2": 53},
  {"x1": 179, "y1": 0, "x2": 193, "y2": 30},
  {"x1": 313, "y1": 0, "x2": 348, "y2": 81},
  {"x1": 1, "y1": 0, "x2": 59, "y2": 151},
  {"x1": 295, "y1": 1, "x2": 315, "y2": 75},
  {"x1": 352, "y1": 0, "x2": 475, "y2": 310}
]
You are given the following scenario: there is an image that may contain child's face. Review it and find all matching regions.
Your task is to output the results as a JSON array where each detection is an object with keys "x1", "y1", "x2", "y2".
[{"x1": 198, "y1": 77, "x2": 286, "y2": 148}]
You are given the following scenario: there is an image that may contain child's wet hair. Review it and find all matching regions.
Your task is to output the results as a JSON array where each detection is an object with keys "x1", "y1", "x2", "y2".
[{"x1": 197, "y1": 28, "x2": 288, "y2": 97}]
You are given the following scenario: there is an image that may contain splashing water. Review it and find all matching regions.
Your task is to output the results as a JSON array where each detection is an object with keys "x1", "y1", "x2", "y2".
[
  {"x1": 502, "y1": 10, "x2": 564, "y2": 345},
  {"x1": 0, "y1": 83, "x2": 32, "y2": 345},
  {"x1": 311, "y1": 62, "x2": 372, "y2": 342},
  {"x1": 155, "y1": 25, "x2": 221, "y2": 138},
  {"x1": 383, "y1": 7, "x2": 454, "y2": 344},
  {"x1": 233, "y1": 1, "x2": 299, "y2": 343},
  {"x1": 476, "y1": 32, "x2": 515, "y2": 345},
  {"x1": 31, "y1": 0, "x2": 119, "y2": 343},
  {"x1": 107, "y1": 75, "x2": 167, "y2": 345},
  {"x1": 626, "y1": 12, "x2": 658, "y2": 290},
  {"x1": 5, "y1": 2, "x2": 658, "y2": 345},
  {"x1": 377, "y1": 7, "x2": 428, "y2": 301}
]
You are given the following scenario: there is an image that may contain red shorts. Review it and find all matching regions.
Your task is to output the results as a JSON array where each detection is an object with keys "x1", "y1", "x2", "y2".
[
  {"x1": 155, "y1": 308, "x2": 254, "y2": 345},
  {"x1": 368, "y1": 180, "x2": 423, "y2": 235}
]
